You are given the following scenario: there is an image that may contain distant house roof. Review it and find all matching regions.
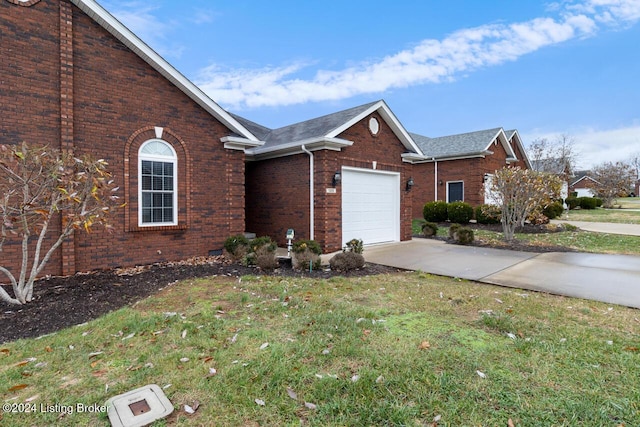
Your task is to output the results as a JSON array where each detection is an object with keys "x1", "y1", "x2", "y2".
[
  {"x1": 70, "y1": 0, "x2": 260, "y2": 146},
  {"x1": 410, "y1": 128, "x2": 517, "y2": 161},
  {"x1": 531, "y1": 158, "x2": 566, "y2": 175},
  {"x1": 236, "y1": 100, "x2": 422, "y2": 160},
  {"x1": 570, "y1": 172, "x2": 599, "y2": 187}
]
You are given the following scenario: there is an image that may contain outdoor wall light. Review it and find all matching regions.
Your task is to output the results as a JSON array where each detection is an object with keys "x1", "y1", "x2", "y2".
[
  {"x1": 438, "y1": 179, "x2": 443, "y2": 186},
  {"x1": 332, "y1": 171, "x2": 342, "y2": 187},
  {"x1": 406, "y1": 177, "x2": 414, "y2": 191}
]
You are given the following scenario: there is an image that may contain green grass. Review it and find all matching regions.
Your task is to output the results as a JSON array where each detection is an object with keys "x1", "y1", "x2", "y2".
[
  {"x1": 564, "y1": 207, "x2": 640, "y2": 224},
  {"x1": 412, "y1": 218, "x2": 640, "y2": 255},
  {"x1": 1, "y1": 274, "x2": 639, "y2": 426}
]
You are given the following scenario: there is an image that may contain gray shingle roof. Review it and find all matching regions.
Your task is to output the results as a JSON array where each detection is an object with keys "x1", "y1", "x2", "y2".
[
  {"x1": 411, "y1": 128, "x2": 503, "y2": 159},
  {"x1": 232, "y1": 101, "x2": 380, "y2": 148}
]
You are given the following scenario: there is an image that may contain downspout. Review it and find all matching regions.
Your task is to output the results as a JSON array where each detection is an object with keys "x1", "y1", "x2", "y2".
[
  {"x1": 301, "y1": 145, "x2": 314, "y2": 240},
  {"x1": 434, "y1": 159, "x2": 438, "y2": 201}
]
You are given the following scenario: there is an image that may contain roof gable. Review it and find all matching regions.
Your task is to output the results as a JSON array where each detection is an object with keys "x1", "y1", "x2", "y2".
[
  {"x1": 71, "y1": 0, "x2": 258, "y2": 142},
  {"x1": 411, "y1": 128, "x2": 516, "y2": 160},
  {"x1": 505, "y1": 129, "x2": 532, "y2": 168}
]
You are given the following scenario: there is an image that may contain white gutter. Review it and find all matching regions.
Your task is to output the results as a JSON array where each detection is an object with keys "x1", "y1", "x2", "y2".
[{"x1": 301, "y1": 145, "x2": 314, "y2": 240}]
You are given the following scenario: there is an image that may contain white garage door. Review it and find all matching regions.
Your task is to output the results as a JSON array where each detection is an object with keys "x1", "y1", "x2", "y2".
[{"x1": 342, "y1": 168, "x2": 400, "y2": 247}]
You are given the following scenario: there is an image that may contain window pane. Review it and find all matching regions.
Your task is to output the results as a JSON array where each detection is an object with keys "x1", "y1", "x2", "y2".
[
  {"x1": 163, "y1": 193, "x2": 173, "y2": 207},
  {"x1": 152, "y1": 176, "x2": 163, "y2": 191},
  {"x1": 142, "y1": 176, "x2": 151, "y2": 191},
  {"x1": 164, "y1": 177, "x2": 173, "y2": 191},
  {"x1": 153, "y1": 162, "x2": 164, "y2": 176},
  {"x1": 164, "y1": 208, "x2": 173, "y2": 222},
  {"x1": 142, "y1": 193, "x2": 152, "y2": 208},
  {"x1": 142, "y1": 209, "x2": 151, "y2": 223},
  {"x1": 141, "y1": 161, "x2": 152, "y2": 175},
  {"x1": 164, "y1": 162, "x2": 173, "y2": 176},
  {"x1": 152, "y1": 208, "x2": 163, "y2": 222}
]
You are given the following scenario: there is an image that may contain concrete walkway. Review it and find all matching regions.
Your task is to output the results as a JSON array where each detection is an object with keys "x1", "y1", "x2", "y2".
[
  {"x1": 551, "y1": 220, "x2": 640, "y2": 236},
  {"x1": 364, "y1": 238, "x2": 640, "y2": 309}
]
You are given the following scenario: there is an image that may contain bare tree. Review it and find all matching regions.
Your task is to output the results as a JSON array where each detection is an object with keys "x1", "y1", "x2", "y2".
[
  {"x1": 527, "y1": 134, "x2": 578, "y2": 181},
  {"x1": 0, "y1": 143, "x2": 121, "y2": 305},
  {"x1": 591, "y1": 161, "x2": 635, "y2": 208},
  {"x1": 630, "y1": 151, "x2": 640, "y2": 181},
  {"x1": 487, "y1": 167, "x2": 563, "y2": 241}
]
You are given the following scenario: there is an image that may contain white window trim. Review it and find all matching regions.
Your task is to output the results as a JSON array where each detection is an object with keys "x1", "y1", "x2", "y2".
[
  {"x1": 138, "y1": 139, "x2": 178, "y2": 227},
  {"x1": 446, "y1": 180, "x2": 464, "y2": 203}
]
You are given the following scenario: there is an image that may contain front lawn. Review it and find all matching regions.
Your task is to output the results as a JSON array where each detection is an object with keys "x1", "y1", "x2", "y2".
[
  {"x1": 412, "y1": 219, "x2": 640, "y2": 255},
  {"x1": 1, "y1": 274, "x2": 639, "y2": 426}
]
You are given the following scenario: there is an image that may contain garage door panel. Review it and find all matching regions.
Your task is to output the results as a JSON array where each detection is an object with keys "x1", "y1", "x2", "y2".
[{"x1": 342, "y1": 169, "x2": 400, "y2": 246}]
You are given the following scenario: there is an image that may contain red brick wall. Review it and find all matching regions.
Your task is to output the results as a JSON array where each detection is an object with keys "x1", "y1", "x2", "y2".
[
  {"x1": 246, "y1": 111, "x2": 413, "y2": 252},
  {"x1": 0, "y1": 0, "x2": 245, "y2": 277}
]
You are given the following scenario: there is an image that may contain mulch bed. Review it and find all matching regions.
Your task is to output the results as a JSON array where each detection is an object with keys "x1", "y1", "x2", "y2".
[{"x1": 0, "y1": 257, "x2": 403, "y2": 344}]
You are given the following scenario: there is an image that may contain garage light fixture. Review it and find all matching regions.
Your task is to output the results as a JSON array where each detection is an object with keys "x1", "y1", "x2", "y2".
[
  {"x1": 332, "y1": 171, "x2": 342, "y2": 187},
  {"x1": 406, "y1": 177, "x2": 414, "y2": 191}
]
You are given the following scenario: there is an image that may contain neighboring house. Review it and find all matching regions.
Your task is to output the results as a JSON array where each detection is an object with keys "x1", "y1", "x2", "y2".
[
  {"x1": 408, "y1": 128, "x2": 529, "y2": 218},
  {"x1": 1, "y1": 0, "x2": 261, "y2": 277},
  {"x1": 238, "y1": 101, "x2": 423, "y2": 252},
  {"x1": 570, "y1": 172, "x2": 599, "y2": 197}
]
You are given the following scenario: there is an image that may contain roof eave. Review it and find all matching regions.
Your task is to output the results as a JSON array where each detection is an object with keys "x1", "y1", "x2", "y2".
[
  {"x1": 221, "y1": 136, "x2": 265, "y2": 151},
  {"x1": 246, "y1": 137, "x2": 354, "y2": 161},
  {"x1": 71, "y1": 0, "x2": 259, "y2": 142}
]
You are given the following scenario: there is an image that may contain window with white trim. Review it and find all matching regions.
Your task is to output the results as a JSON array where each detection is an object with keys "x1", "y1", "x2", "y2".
[{"x1": 138, "y1": 140, "x2": 177, "y2": 226}]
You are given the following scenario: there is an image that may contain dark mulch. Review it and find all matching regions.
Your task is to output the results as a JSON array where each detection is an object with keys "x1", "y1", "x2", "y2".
[{"x1": 0, "y1": 257, "x2": 403, "y2": 344}]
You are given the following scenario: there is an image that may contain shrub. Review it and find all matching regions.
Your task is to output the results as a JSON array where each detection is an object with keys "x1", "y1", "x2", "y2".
[
  {"x1": 223, "y1": 235, "x2": 249, "y2": 261},
  {"x1": 292, "y1": 239, "x2": 322, "y2": 255},
  {"x1": 594, "y1": 197, "x2": 603, "y2": 207},
  {"x1": 454, "y1": 227, "x2": 474, "y2": 245},
  {"x1": 423, "y1": 201, "x2": 448, "y2": 222},
  {"x1": 422, "y1": 222, "x2": 438, "y2": 237},
  {"x1": 527, "y1": 210, "x2": 550, "y2": 225},
  {"x1": 475, "y1": 204, "x2": 501, "y2": 224},
  {"x1": 448, "y1": 223, "x2": 461, "y2": 240},
  {"x1": 579, "y1": 197, "x2": 598, "y2": 210},
  {"x1": 292, "y1": 239, "x2": 322, "y2": 271},
  {"x1": 542, "y1": 201, "x2": 564, "y2": 220},
  {"x1": 329, "y1": 251, "x2": 365, "y2": 271},
  {"x1": 242, "y1": 236, "x2": 277, "y2": 269},
  {"x1": 447, "y1": 201, "x2": 473, "y2": 223},
  {"x1": 343, "y1": 238, "x2": 364, "y2": 254},
  {"x1": 565, "y1": 196, "x2": 579, "y2": 210}
]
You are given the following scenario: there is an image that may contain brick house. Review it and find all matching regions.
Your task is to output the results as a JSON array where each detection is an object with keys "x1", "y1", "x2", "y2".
[
  {"x1": 0, "y1": 0, "x2": 261, "y2": 276},
  {"x1": 238, "y1": 101, "x2": 423, "y2": 252},
  {"x1": 408, "y1": 128, "x2": 531, "y2": 218},
  {"x1": 569, "y1": 173, "x2": 599, "y2": 197}
]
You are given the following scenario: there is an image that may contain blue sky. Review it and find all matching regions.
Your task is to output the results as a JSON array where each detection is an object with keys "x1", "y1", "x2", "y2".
[{"x1": 101, "y1": 0, "x2": 640, "y2": 169}]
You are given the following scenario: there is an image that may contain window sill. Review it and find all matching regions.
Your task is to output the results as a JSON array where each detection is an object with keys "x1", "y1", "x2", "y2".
[{"x1": 129, "y1": 224, "x2": 188, "y2": 232}]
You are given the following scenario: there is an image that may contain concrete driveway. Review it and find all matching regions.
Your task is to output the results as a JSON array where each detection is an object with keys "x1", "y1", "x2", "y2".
[{"x1": 364, "y1": 238, "x2": 640, "y2": 309}]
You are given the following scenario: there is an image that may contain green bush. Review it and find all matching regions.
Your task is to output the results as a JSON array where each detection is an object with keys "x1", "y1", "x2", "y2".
[
  {"x1": 455, "y1": 227, "x2": 474, "y2": 245},
  {"x1": 292, "y1": 239, "x2": 322, "y2": 255},
  {"x1": 343, "y1": 238, "x2": 364, "y2": 254},
  {"x1": 447, "y1": 201, "x2": 473, "y2": 223},
  {"x1": 594, "y1": 197, "x2": 603, "y2": 207},
  {"x1": 242, "y1": 236, "x2": 277, "y2": 269},
  {"x1": 423, "y1": 201, "x2": 448, "y2": 222},
  {"x1": 421, "y1": 222, "x2": 438, "y2": 237},
  {"x1": 578, "y1": 197, "x2": 598, "y2": 210},
  {"x1": 223, "y1": 235, "x2": 249, "y2": 261},
  {"x1": 542, "y1": 201, "x2": 564, "y2": 220},
  {"x1": 475, "y1": 204, "x2": 501, "y2": 224},
  {"x1": 329, "y1": 251, "x2": 365, "y2": 271},
  {"x1": 565, "y1": 196, "x2": 580, "y2": 210}
]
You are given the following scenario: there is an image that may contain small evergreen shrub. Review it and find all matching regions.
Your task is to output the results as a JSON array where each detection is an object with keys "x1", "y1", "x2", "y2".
[
  {"x1": 423, "y1": 201, "x2": 448, "y2": 222},
  {"x1": 421, "y1": 222, "x2": 438, "y2": 237},
  {"x1": 292, "y1": 239, "x2": 322, "y2": 271},
  {"x1": 475, "y1": 204, "x2": 501, "y2": 224},
  {"x1": 343, "y1": 238, "x2": 364, "y2": 254},
  {"x1": 329, "y1": 251, "x2": 365, "y2": 271},
  {"x1": 542, "y1": 201, "x2": 564, "y2": 220},
  {"x1": 292, "y1": 239, "x2": 322, "y2": 255},
  {"x1": 242, "y1": 236, "x2": 277, "y2": 269},
  {"x1": 579, "y1": 197, "x2": 598, "y2": 210},
  {"x1": 565, "y1": 196, "x2": 579, "y2": 210},
  {"x1": 447, "y1": 201, "x2": 473, "y2": 223},
  {"x1": 454, "y1": 227, "x2": 474, "y2": 245},
  {"x1": 594, "y1": 197, "x2": 603, "y2": 207},
  {"x1": 223, "y1": 235, "x2": 249, "y2": 261}
]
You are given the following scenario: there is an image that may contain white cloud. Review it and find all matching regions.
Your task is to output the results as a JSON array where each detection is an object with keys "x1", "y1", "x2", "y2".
[
  {"x1": 525, "y1": 125, "x2": 640, "y2": 169},
  {"x1": 194, "y1": 0, "x2": 639, "y2": 109}
]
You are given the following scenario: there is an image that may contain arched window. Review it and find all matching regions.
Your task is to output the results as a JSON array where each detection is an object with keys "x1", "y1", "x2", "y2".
[{"x1": 138, "y1": 139, "x2": 177, "y2": 226}]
